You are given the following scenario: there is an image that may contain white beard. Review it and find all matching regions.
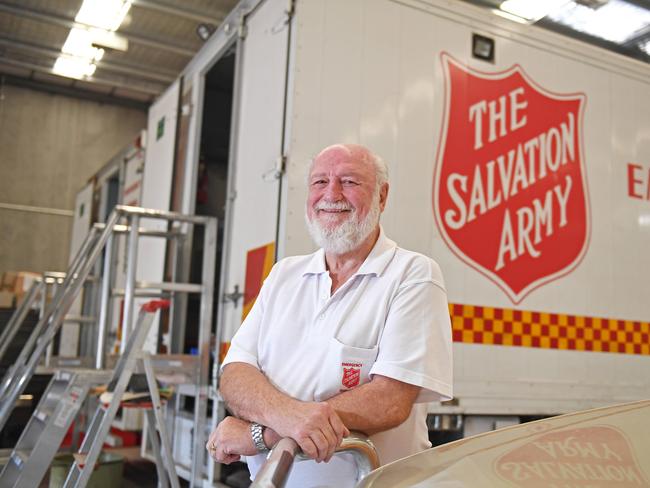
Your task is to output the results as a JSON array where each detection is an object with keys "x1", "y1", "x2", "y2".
[{"x1": 305, "y1": 191, "x2": 381, "y2": 255}]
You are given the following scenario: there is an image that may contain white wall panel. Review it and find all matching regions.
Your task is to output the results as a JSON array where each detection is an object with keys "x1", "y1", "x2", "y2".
[
  {"x1": 139, "y1": 79, "x2": 180, "y2": 282},
  {"x1": 137, "y1": 80, "x2": 180, "y2": 351},
  {"x1": 68, "y1": 183, "x2": 94, "y2": 261}
]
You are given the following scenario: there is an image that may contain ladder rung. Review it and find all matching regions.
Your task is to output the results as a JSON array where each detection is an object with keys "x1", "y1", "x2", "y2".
[
  {"x1": 65, "y1": 273, "x2": 98, "y2": 283},
  {"x1": 63, "y1": 315, "x2": 95, "y2": 324},
  {"x1": 136, "y1": 281, "x2": 203, "y2": 294},
  {"x1": 112, "y1": 289, "x2": 169, "y2": 298},
  {"x1": 55, "y1": 360, "x2": 82, "y2": 369},
  {"x1": 59, "y1": 358, "x2": 83, "y2": 367},
  {"x1": 104, "y1": 223, "x2": 182, "y2": 238}
]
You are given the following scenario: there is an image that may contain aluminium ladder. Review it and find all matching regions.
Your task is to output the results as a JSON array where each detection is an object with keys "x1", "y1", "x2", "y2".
[
  {"x1": 0, "y1": 223, "x2": 105, "y2": 421},
  {"x1": 0, "y1": 301, "x2": 179, "y2": 488},
  {"x1": 0, "y1": 272, "x2": 95, "y2": 393},
  {"x1": 62, "y1": 300, "x2": 179, "y2": 488},
  {"x1": 0, "y1": 205, "x2": 217, "y2": 488},
  {"x1": 0, "y1": 280, "x2": 43, "y2": 369},
  {"x1": 0, "y1": 368, "x2": 111, "y2": 488}
]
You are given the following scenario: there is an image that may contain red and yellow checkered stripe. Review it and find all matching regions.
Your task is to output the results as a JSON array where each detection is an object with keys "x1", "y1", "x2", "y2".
[{"x1": 450, "y1": 303, "x2": 650, "y2": 355}]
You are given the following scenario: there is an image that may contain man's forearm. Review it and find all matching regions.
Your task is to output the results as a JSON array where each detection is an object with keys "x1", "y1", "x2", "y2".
[
  {"x1": 326, "y1": 375, "x2": 420, "y2": 436},
  {"x1": 220, "y1": 362, "x2": 297, "y2": 428},
  {"x1": 219, "y1": 362, "x2": 350, "y2": 462}
]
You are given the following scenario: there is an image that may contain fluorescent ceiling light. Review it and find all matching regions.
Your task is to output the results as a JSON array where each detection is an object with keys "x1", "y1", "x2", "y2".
[
  {"x1": 492, "y1": 8, "x2": 531, "y2": 23},
  {"x1": 499, "y1": 0, "x2": 571, "y2": 22},
  {"x1": 76, "y1": 0, "x2": 133, "y2": 32},
  {"x1": 62, "y1": 28, "x2": 104, "y2": 61},
  {"x1": 548, "y1": 0, "x2": 650, "y2": 43},
  {"x1": 53, "y1": 55, "x2": 97, "y2": 79},
  {"x1": 89, "y1": 28, "x2": 128, "y2": 52},
  {"x1": 54, "y1": 0, "x2": 130, "y2": 80}
]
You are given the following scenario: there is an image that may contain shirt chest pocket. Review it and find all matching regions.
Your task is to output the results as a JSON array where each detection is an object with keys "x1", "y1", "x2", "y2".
[{"x1": 314, "y1": 337, "x2": 379, "y2": 402}]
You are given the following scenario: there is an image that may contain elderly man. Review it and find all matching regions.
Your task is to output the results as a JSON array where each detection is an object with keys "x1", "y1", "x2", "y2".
[{"x1": 207, "y1": 144, "x2": 453, "y2": 487}]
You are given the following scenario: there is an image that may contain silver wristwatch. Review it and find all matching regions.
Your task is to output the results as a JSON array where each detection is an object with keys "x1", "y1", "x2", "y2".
[{"x1": 250, "y1": 422, "x2": 268, "y2": 452}]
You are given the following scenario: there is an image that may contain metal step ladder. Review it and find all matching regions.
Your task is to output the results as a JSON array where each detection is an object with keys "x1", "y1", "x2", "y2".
[
  {"x1": 0, "y1": 206, "x2": 216, "y2": 488},
  {"x1": 0, "y1": 301, "x2": 179, "y2": 488},
  {"x1": 0, "y1": 368, "x2": 111, "y2": 488},
  {"x1": 62, "y1": 300, "x2": 180, "y2": 488},
  {"x1": 0, "y1": 222, "x2": 107, "y2": 431},
  {"x1": 0, "y1": 272, "x2": 91, "y2": 377}
]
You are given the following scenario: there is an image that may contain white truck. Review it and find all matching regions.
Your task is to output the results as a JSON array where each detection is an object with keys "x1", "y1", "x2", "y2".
[{"x1": 128, "y1": 0, "x2": 650, "y2": 478}]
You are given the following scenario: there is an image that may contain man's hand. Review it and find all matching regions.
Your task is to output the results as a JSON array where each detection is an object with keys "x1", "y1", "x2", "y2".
[
  {"x1": 206, "y1": 416, "x2": 256, "y2": 464},
  {"x1": 270, "y1": 401, "x2": 349, "y2": 463},
  {"x1": 220, "y1": 363, "x2": 349, "y2": 462}
]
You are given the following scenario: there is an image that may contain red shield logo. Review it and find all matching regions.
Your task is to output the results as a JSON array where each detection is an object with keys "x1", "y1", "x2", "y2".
[
  {"x1": 433, "y1": 54, "x2": 590, "y2": 303},
  {"x1": 342, "y1": 367, "x2": 360, "y2": 389}
]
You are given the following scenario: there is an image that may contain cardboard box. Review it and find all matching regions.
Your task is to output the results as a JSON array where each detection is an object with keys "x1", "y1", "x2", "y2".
[
  {"x1": 13, "y1": 271, "x2": 40, "y2": 295},
  {"x1": 0, "y1": 290, "x2": 14, "y2": 308},
  {"x1": 1, "y1": 271, "x2": 17, "y2": 290}
]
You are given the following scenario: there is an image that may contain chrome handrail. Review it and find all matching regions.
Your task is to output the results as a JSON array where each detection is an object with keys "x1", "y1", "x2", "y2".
[
  {"x1": 250, "y1": 432, "x2": 380, "y2": 488},
  {"x1": 250, "y1": 437, "x2": 300, "y2": 488},
  {"x1": 333, "y1": 433, "x2": 381, "y2": 479}
]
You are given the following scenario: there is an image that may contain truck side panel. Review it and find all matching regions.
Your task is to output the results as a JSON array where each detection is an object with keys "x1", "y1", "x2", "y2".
[{"x1": 284, "y1": 0, "x2": 650, "y2": 414}]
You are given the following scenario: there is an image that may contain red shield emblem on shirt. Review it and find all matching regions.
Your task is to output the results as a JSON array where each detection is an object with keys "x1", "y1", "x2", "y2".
[
  {"x1": 433, "y1": 54, "x2": 590, "y2": 303},
  {"x1": 342, "y1": 367, "x2": 360, "y2": 389}
]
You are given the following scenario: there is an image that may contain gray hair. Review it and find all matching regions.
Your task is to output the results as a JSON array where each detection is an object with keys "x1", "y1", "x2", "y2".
[
  {"x1": 307, "y1": 145, "x2": 389, "y2": 192},
  {"x1": 371, "y1": 153, "x2": 389, "y2": 189}
]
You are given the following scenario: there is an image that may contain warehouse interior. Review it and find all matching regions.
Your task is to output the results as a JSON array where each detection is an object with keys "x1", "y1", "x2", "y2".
[{"x1": 1, "y1": 0, "x2": 649, "y2": 487}]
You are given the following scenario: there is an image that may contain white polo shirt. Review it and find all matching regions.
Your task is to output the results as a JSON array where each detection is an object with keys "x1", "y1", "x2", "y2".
[{"x1": 222, "y1": 230, "x2": 453, "y2": 488}]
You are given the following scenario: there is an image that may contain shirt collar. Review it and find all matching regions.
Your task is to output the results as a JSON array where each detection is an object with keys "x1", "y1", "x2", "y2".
[
  {"x1": 302, "y1": 226, "x2": 397, "y2": 277},
  {"x1": 303, "y1": 247, "x2": 327, "y2": 275}
]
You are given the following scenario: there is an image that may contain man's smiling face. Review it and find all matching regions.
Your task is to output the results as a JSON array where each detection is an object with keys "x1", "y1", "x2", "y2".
[
  {"x1": 306, "y1": 144, "x2": 378, "y2": 231},
  {"x1": 305, "y1": 144, "x2": 388, "y2": 255}
]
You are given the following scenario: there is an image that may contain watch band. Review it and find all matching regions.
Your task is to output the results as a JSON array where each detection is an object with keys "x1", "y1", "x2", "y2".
[{"x1": 250, "y1": 422, "x2": 268, "y2": 452}]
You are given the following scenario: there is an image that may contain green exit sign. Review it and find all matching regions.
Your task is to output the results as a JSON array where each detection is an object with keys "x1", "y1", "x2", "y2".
[{"x1": 156, "y1": 116, "x2": 165, "y2": 140}]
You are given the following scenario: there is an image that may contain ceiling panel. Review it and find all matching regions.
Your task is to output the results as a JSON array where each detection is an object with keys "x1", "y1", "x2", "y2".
[
  {"x1": 6, "y1": 0, "x2": 645, "y2": 110},
  {"x1": 0, "y1": 14, "x2": 68, "y2": 46},
  {"x1": 460, "y1": 0, "x2": 650, "y2": 65},
  {"x1": 0, "y1": 0, "x2": 240, "y2": 108}
]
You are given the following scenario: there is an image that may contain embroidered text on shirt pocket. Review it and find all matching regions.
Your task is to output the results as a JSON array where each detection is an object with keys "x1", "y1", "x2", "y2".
[{"x1": 314, "y1": 337, "x2": 378, "y2": 401}]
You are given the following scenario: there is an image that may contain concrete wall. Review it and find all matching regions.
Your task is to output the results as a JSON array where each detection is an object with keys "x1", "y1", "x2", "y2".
[{"x1": 0, "y1": 84, "x2": 147, "y2": 274}]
